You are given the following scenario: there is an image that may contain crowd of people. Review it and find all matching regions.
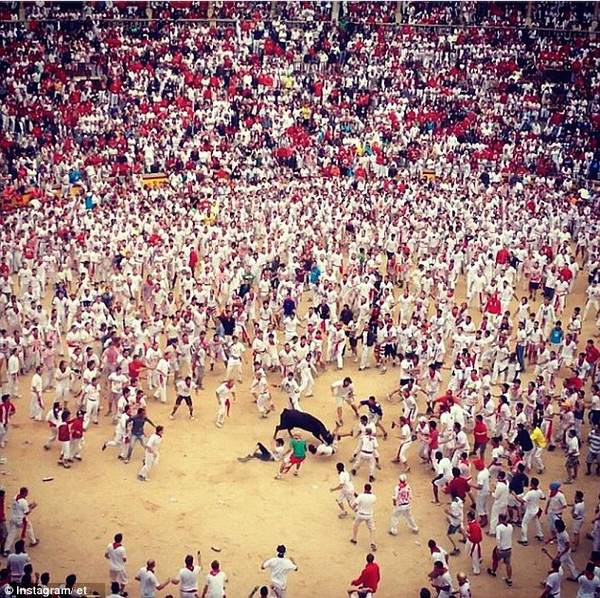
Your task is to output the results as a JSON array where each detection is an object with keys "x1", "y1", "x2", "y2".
[
  {"x1": 1, "y1": 0, "x2": 600, "y2": 596},
  {"x1": 3, "y1": 1, "x2": 599, "y2": 29}
]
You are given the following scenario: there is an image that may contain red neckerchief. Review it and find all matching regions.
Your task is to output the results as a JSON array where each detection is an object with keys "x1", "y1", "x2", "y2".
[
  {"x1": 113, "y1": 542, "x2": 121, "y2": 549},
  {"x1": 209, "y1": 569, "x2": 220, "y2": 576},
  {"x1": 186, "y1": 565, "x2": 194, "y2": 572}
]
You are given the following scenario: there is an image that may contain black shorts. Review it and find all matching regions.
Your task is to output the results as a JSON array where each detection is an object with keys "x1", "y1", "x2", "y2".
[
  {"x1": 384, "y1": 343, "x2": 397, "y2": 358},
  {"x1": 256, "y1": 442, "x2": 273, "y2": 461},
  {"x1": 175, "y1": 395, "x2": 192, "y2": 406},
  {"x1": 529, "y1": 281, "x2": 540, "y2": 290}
]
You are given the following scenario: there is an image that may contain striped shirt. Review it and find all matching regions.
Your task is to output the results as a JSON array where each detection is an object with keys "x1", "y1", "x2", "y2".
[{"x1": 589, "y1": 430, "x2": 600, "y2": 454}]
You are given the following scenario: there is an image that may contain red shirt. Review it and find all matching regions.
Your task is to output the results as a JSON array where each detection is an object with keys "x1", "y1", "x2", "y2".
[
  {"x1": 69, "y1": 417, "x2": 84, "y2": 440},
  {"x1": 496, "y1": 248, "x2": 509, "y2": 264},
  {"x1": 57, "y1": 422, "x2": 70, "y2": 442},
  {"x1": 485, "y1": 294, "x2": 501, "y2": 315},
  {"x1": 467, "y1": 519, "x2": 482, "y2": 543},
  {"x1": 473, "y1": 421, "x2": 489, "y2": 445},
  {"x1": 0, "y1": 401, "x2": 15, "y2": 425},
  {"x1": 446, "y1": 476, "x2": 470, "y2": 500},
  {"x1": 352, "y1": 562, "x2": 380, "y2": 592},
  {"x1": 429, "y1": 428, "x2": 439, "y2": 450},
  {"x1": 128, "y1": 359, "x2": 145, "y2": 380},
  {"x1": 585, "y1": 344, "x2": 600, "y2": 365}
]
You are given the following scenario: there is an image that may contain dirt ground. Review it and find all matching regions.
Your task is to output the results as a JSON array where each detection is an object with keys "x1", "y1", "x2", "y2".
[{"x1": 2, "y1": 271, "x2": 598, "y2": 598}]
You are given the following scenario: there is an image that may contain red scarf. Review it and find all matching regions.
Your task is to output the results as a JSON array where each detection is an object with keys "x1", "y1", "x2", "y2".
[{"x1": 209, "y1": 569, "x2": 220, "y2": 576}]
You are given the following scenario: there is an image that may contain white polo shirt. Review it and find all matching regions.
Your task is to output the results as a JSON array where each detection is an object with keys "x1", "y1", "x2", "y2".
[
  {"x1": 262, "y1": 556, "x2": 297, "y2": 589},
  {"x1": 10, "y1": 495, "x2": 29, "y2": 524},
  {"x1": 105, "y1": 542, "x2": 127, "y2": 572},
  {"x1": 136, "y1": 567, "x2": 158, "y2": 598},
  {"x1": 203, "y1": 570, "x2": 227, "y2": 598},
  {"x1": 176, "y1": 565, "x2": 201, "y2": 595},
  {"x1": 355, "y1": 492, "x2": 376, "y2": 517},
  {"x1": 496, "y1": 522, "x2": 513, "y2": 550}
]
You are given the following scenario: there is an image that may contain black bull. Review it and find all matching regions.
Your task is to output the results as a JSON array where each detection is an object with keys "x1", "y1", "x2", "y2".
[{"x1": 273, "y1": 409, "x2": 335, "y2": 445}]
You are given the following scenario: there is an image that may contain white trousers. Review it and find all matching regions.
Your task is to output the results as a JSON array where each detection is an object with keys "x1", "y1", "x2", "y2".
[
  {"x1": 353, "y1": 452, "x2": 375, "y2": 476},
  {"x1": 139, "y1": 451, "x2": 157, "y2": 479},
  {"x1": 489, "y1": 501, "x2": 507, "y2": 535},
  {"x1": 389, "y1": 506, "x2": 418, "y2": 534},
  {"x1": 5, "y1": 519, "x2": 36, "y2": 551},
  {"x1": 521, "y1": 508, "x2": 543, "y2": 542}
]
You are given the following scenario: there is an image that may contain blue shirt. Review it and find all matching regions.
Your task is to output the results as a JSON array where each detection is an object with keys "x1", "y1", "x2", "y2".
[{"x1": 360, "y1": 400, "x2": 383, "y2": 417}]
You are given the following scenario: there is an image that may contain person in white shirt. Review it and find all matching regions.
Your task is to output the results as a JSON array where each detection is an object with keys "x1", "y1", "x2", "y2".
[
  {"x1": 261, "y1": 545, "x2": 298, "y2": 598},
  {"x1": 30, "y1": 364, "x2": 44, "y2": 421},
  {"x1": 487, "y1": 513, "x2": 513, "y2": 586},
  {"x1": 225, "y1": 335, "x2": 245, "y2": 383},
  {"x1": 171, "y1": 553, "x2": 202, "y2": 598},
  {"x1": 445, "y1": 489, "x2": 467, "y2": 554},
  {"x1": 351, "y1": 427, "x2": 378, "y2": 482},
  {"x1": 570, "y1": 490, "x2": 585, "y2": 552},
  {"x1": 6, "y1": 539, "x2": 30, "y2": 583},
  {"x1": 489, "y1": 471, "x2": 509, "y2": 537},
  {"x1": 546, "y1": 518, "x2": 579, "y2": 580},
  {"x1": 4, "y1": 487, "x2": 38, "y2": 554},
  {"x1": 517, "y1": 477, "x2": 545, "y2": 545},
  {"x1": 330, "y1": 462, "x2": 356, "y2": 519},
  {"x1": 7, "y1": 349, "x2": 20, "y2": 397},
  {"x1": 107, "y1": 365, "x2": 129, "y2": 418},
  {"x1": 201, "y1": 559, "x2": 227, "y2": 598},
  {"x1": 388, "y1": 473, "x2": 419, "y2": 535},
  {"x1": 238, "y1": 438, "x2": 286, "y2": 464},
  {"x1": 351, "y1": 483, "x2": 377, "y2": 551},
  {"x1": 429, "y1": 559, "x2": 454, "y2": 598},
  {"x1": 391, "y1": 415, "x2": 413, "y2": 472},
  {"x1": 80, "y1": 376, "x2": 100, "y2": 428},
  {"x1": 104, "y1": 533, "x2": 127, "y2": 592},
  {"x1": 583, "y1": 281, "x2": 600, "y2": 322},
  {"x1": 576, "y1": 561, "x2": 600, "y2": 598},
  {"x1": 431, "y1": 451, "x2": 453, "y2": 505},
  {"x1": 137, "y1": 426, "x2": 163, "y2": 482},
  {"x1": 331, "y1": 377, "x2": 359, "y2": 426},
  {"x1": 539, "y1": 557, "x2": 563, "y2": 598},
  {"x1": 135, "y1": 560, "x2": 170, "y2": 598},
  {"x1": 472, "y1": 459, "x2": 490, "y2": 528},
  {"x1": 565, "y1": 429, "x2": 580, "y2": 483},
  {"x1": 545, "y1": 481, "x2": 568, "y2": 536},
  {"x1": 170, "y1": 376, "x2": 197, "y2": 420},
  {"x1": 102, "y1": 404, "x2": 131, "y2": 460},
  {"x1": 154, "y1": 356, "x2": 170, "y2": 404},
  {"x1": 454, "y1": 571, "x2": 472, "y2": 598},
  {"x1": 214, "y1": 380, "x2": 235, "y2": 428}
]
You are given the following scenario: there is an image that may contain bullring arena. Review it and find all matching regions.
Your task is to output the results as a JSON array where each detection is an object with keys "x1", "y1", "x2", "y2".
[{"x1": 1, "y1": 1, "x2": 600, "y2": 597}]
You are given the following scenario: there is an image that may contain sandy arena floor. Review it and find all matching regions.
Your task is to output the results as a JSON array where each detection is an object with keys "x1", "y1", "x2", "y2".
[{"x1": 2, "y1": 271, "x2": 598, "y2": 598}]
